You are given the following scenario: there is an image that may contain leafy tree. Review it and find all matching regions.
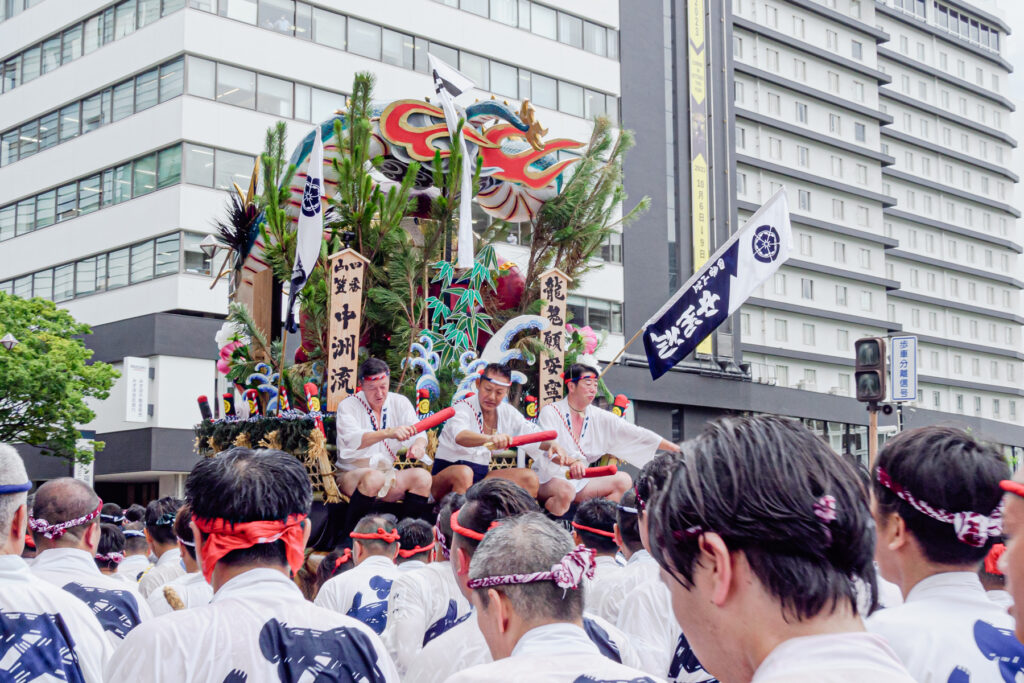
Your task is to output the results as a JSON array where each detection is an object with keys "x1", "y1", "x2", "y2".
[{"x1": 0, "y1": 293, "x2": 119, "y2": 463}]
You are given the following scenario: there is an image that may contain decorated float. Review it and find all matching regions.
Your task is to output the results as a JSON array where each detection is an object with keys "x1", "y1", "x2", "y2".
[{"x1": 193, "y1": 68, "x2": 645, "y2": 503}]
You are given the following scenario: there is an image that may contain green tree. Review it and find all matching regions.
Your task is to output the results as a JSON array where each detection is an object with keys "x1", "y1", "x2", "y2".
[{"x1": 0, "y1": 293, "x2": 119, "y2": 463}]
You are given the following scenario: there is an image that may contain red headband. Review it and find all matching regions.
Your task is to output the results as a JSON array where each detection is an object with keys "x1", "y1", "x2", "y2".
[
  {"x1": 192, "y1": 514, "x2": 307, "y2": 583},
  {"x1": 449, "y1": 508, "x2": 499, "y2": 542},
  {"x1": 350, "y1": 527, "x2": 400, "y2": 544},
  {"x1": 571, "y1": 521, "x2": 616, "y2": 539},
  {"x1": 334, "y1": 547, "x2": 352, "y2": 570},
  {"x1": 398, "y1": 543, "x2": 434, "y2": 558},
  {"x1": 363, "y1": 372, "x2": 389, "y2": 382},
  {"x1": 985, "y1": 543, "x2": 1006, "y2": 575},
  {"x1": 1000, "y1": 480, "x2": 1024, "y2": 499}
]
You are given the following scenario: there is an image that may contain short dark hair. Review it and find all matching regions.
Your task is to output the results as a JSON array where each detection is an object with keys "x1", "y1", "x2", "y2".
[
  {"x1": 481, "y1": 362, "x2": 512, "y2": 383},
  {"x1": 636, "y1": 452, "x2": 681, "y2": 513},
  {"x1": 95, "y1": 523, "x2": 125, "y2": 572},
  {"x1": 353, "y1": 513, "x2": 399, "y2": 556},
  {"x1": 437, "y1": 492, "x2": 465, "y2": 550},
  {"x1": 100, "y1": 502, "x2": 124, "y2": 525},
  {"x1": 615, "y1": 489, "x2": 643, "y2": 553},
  {"x1": 650, "y1": 415, "x2": 878, "y2": 622},
  {"x1": 873, "y1": 426, "x2": 1006, "y2": 566},
  {"x1": 122, "y1": 521, "x2": 148, "y2": 553},
  {"x1": 316, "y1": 548, "x2": 353, "y2": 591},
  {"x1": 454, "y1": 478, "x2": 539, "y2": 555},
  {"x1": 123, "y1": 504, "x2": 146, "y2": 523},
  {"x1": 573, "y1": 498, "x2": 619, "y2": 554},
  {"x1": 145, "y1": 497, "x2": 183, "y2": 546},
  {"x1": 566, "y1": 363, "x2": 599, "y2": 383},
  {"x1": 31, "y1": 478, "x2": 100, "y2": 544},
  {"x1": 359, "y1": 357, "x2": 390, "y2": 381},
  {"x1": 397, "y1": 518, "x2": 434, "y2": 562},
  {"x1": 174, "y1": 503, "x2": 197, "y2": 560},
  {"x1": 186, "y1": 447, "x2": 312, "y2": 570}
]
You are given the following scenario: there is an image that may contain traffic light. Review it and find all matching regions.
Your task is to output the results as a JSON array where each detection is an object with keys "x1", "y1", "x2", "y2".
[{"x1": 854, "y1": 337, "x2": 887, "y2": 403}]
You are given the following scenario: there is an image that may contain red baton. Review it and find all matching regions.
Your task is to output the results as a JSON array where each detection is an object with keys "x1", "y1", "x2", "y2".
[
  {"x1": 568, "y1": 464, "x2": 618, "y2": 480},
  {"x1": 413, "y1": 406, "x2": 455, "y2": 433},
  {"x1": 508, "y1": 430, "x2": 558, "y2": 448}
]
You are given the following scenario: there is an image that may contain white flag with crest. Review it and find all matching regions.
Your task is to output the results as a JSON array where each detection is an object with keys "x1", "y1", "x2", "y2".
[{"x1": 285, "y1": 126, "x2": 324, "y2": 333}]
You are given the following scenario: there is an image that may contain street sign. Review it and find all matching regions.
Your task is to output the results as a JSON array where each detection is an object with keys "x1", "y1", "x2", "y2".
[{"x1": 890, "y1": 335, "x2": 917, "y2": 402}]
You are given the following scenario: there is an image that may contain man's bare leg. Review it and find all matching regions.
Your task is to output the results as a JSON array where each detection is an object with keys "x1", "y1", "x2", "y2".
[
  {"x1": 537, "y1": 478, "x2": 576, "y2": 516},
  {"x1": 572, "y1": 471, "x2": 632, "y2": 504},
  {"x1": 431, "y1": 464, "x2": 475, "y2": 501}
]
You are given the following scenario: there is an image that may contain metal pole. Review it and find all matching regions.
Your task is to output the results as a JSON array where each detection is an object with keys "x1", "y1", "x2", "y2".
[{"x1": 868, "y1": 403, "x2": 879, "y2": 469}]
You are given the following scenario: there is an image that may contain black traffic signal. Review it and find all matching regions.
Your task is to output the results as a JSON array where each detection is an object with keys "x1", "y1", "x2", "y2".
[{"x1": 854, "y1": 337, "x2": 887, "y2": 403}]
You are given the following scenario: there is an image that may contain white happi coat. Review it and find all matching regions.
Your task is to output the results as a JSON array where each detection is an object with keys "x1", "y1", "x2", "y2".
[
  {"x1": 115, "y1": 553, "x2": 150, "y2": 584},
  {"x1": 336, "y1": 391, "x2": 423, "y2": 470},
  {"x1": 146, "y1": 571, "x2": 213, "y2": 616},
  {"x1": 138, "y1": 547, "x2": 184, "y2": 598},
  {"x1": 105, "y1": 568, "x2": 399, "y2": 682},
  {"x1": 598, "y1": 549, "x2": 660, "y2": 624},
  {"x1": 617, "y1": 579, "x2": 715, "y2": 682},
  {"x1": 315, "y1": 555, "x2": 403, "y2": 635},
  {"x1": 408, "y1": 610, "x2": 644, "y2": 683},
  {"x1": 587, "y1": 555, "x2": 626, "y2": 619},
  {"x1": 988, "y1": 589, "x2": 1013, "y2": 611},
  {"x1": 383, "y1": 561, "x2": 473, "y2": 676},
  {"x1": 751, "y1": 632, "x2": 915, "y2": 683},
  {"x1": 444, "y1": 622, "x2": 664, "y2": 683},
  {"x1": 536, "y1": 399, "x2": 663, "y2": 488},
  {"x1": 867, "y1": 571, "x2": 1021, "y2": 683},
  {"x1": 31, "y1": 547, "x2": 152, "y2": 646},
  {"x1": 436, "y1": 394, "x2": 546, "y2": 466},
  {"x1": 0, "y1": 554, "x2": 113, "y2": 683}
]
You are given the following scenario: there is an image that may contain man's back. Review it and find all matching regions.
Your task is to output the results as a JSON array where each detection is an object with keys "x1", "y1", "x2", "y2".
[
  {"x1": 315, "y1": 555, "x2": 402, "y2": 634},
  {"x1": 107, "y1": 568, "x2": 399, "y2": 682}
]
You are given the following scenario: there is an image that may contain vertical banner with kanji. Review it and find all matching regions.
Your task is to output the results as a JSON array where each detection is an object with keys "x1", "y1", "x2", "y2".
[
  {"x1": 326, "y1": 248, "x2": 370, "y2": 412},
  {"x1": 539, "y1": 268, "x2": 572, "y2": 409},
  {"x1": 688, "y1": 0, "x2": 712, "y2": 356}
]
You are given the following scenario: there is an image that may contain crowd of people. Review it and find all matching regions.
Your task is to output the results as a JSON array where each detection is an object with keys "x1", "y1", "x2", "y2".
[{"x1": 1, "y1": 357, "x2": 1023, "y2": 681}]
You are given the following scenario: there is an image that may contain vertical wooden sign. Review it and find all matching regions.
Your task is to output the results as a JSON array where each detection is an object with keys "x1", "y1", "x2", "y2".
[
  {"x1": 538, "y1": 268, "x2": 572, "y2": 409},
  {"x1": 326, "y1": 248, "x2": 370, "y2": 412}
]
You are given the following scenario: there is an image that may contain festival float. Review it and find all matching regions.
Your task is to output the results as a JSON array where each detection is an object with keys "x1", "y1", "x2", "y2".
[{"x1": 193, "y1": 67, "x2": 643, "y2": 506}]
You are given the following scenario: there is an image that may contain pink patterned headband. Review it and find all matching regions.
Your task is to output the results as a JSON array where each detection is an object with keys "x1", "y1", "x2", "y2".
[
  {"x1": 29, "y1": 500, "x2": 103, "y2": 540},
  {"x1": 95, "y1": 551, "x2": 124, "y2": 564},
  {"x1": 434, "y1": 522, "x2": 450, "y2": 561},
  {"x1": 876, "y1": 466, "x2": 1002, "y2": 547},
  {"x1": 466, "y1": 544, "x2": 596, "y2": 591}
]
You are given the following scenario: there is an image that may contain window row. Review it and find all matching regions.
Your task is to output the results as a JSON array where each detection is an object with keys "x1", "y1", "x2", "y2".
[
  {"x1": 1, "y1": 0, "x2": 45, "y2": 22},
  {"x1": 0, "y1": 231, "x2": 214, "y2": 302},
  {"x1": 772, "y1": 273, "x2": 876, "y2": 312},
  {"x1": 565, "y1": 295, "x2": 623, "y2": 335},
  {"x1": 898, "y1": 266, "x2": 1013, "y2": 306},
  {"x1": 733, "y1": 82, "x2": 868, "y2": 143},
  {"x1": 1, "y1": 57, "x2": 184, "y2": 167},
  {"x1": 0, "y1": 143, "x2": 254, "y2": 242},
  {"x1": 429, "y1": 0, "x2": 618, "y2": 58},
  {"x1": 933, "y1": 1, "x2": 1001, "y2": 53},
  {"x1": 1, "y1": 0, "x2": 185, "y2": 94},
  {"x1": 190, "y1": 0, "x2": 618, "y2": 122},
  {"x1": 486, "y1": 207, "x2": 621, "y2": 264},
  {"x1": 889, "y1": 70, "x2": 1004, "y2": 128},
  {"x1": 893, "y1": 303, "x2": 1017, "y2": 345},
  {"x1": 881, "y1": 105, "x2": 1007, "y2": 165},
  {"x1": 881, "y1": 180, "x2": 1013, "y2": 244}
]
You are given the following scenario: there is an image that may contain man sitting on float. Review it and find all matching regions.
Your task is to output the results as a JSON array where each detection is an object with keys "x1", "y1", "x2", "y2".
[
  {"x1": 335, "y1": 358, "x2": 435, "y2": 535},
  {"x1": 432, "y1": 362, "x2": 570, "y2": 501}
]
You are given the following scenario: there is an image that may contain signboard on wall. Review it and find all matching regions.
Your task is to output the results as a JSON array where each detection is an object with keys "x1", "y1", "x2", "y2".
[
  {"x1": 124, "y1": 356, "x2": 150, "y2": 422},
  {"x1": 890, "y1": 335, "x2": 918, "y2": 402}
]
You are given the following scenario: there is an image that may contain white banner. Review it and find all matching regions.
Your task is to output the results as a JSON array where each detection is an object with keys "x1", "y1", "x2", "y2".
[
  {"x1": 286, "y1": 125, "x2": 325, "y2": 332},
  {"x1": 123, "y1": 356, "x2": 149, "y2": 422}
]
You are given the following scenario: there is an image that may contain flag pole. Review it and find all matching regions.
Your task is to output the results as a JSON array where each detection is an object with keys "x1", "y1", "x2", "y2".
[{"x1": 597, "y1": 327, "x2": 646, "y2": 381}]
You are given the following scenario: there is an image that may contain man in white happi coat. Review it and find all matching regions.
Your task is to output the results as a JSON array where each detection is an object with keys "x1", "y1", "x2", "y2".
[
  {"x1": 432, "y1": 362, "x2": 569, "y2": 501},
  {"x1": 0, "y1": 443, "x2": 113, "y2": 683},
  {"x1": 444, "y1": 512, "x2": 660, "y2": 683},
  {"x1": 395, "y1": 518, "x2": 435, "y2": 573},
  {"x1": 146, "y1": 503, "x2": 212, "y2": 616},
  {"x1": 867, "y1": 426, "x2": 1019, "y2": 682},
  {"x1": 383, "y1": 494, "x2": 471, "y2": 677},
  {"x1": 115, "y1": 521, "x2": 151, "y2": 584},
  {"x1": 107, "y1": 446, "x2": 399, "y2": 682},
  {"x1": 315, "y1": 513, "x2": 404, "y2": 635},
  {"x1": 593, "y1": 489, "x2": 658, "y2": 623},
  {"x1": 336, "y1": 358, "x2": 434, "y2": 536},
  {"x1": 571, "y1": 498, "x2": 624, "y2": 611},
  {"x1": 28, "y1": 478, "x2": 151, "y2": 646},
  {"x1": 137, "y1": 496, "x2": 184, "y2": 598},
  {"x1": 536, "y1": 362, "x2": 678, "y2": 516},
  {"x1": 646, "y1": 416, "x2": 914, "y2": 683}
]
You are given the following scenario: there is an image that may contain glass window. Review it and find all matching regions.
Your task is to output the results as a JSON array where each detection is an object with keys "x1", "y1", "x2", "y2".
[
  {"x1": 311, "y1": 88, "x2": 344, "y2": 121},
  {"x1": 184, "y1": 232, "x2": 214, "y2": 274},
  {"x1": 94, "y1": 254, "x2": 107, "y2": 293},
  {"x1": 33, "y1": 270, "x2": 52, "y2": 301},
  {"x1": 83, "y1": 15, "x2": 102, "y2": 54},
  {"x1": 79, "y1": 175, "x2": 101, "y2": 215},
  {"x1": 155, "y1": 145, "x2": 181, "y2": 189},
  {"x1": 0, "y1": 205, "x2": 15, "y2": 241},
  {"x1": 2, "y1": 56, "x2": 21, "y2": 93},
  {"x1": 16, "y1": 199, "x2": 35, "y2": 235},
  {"x1": 588, "y1": 299, "x2": 611, "y2": 331},
  {"x1": 256, "y1": 73, "x2": 292, "y2": 116},
  {"x1": 414, "y1": 36, "x2": 429, "y2": 72},
  {"x1": 21, "y1": 45, "x2": 40, "y2": 84},
  {"x1": 294, "y1": 83, "x2": 311, "y2": 121},
  {"x1": 56, "y1": 183, "x2": 78, "y2": 221},
  {"x1": 138, "y1": 0, "x2": 161, "y2": 26},
  {"x1": 131, "y1": 240, "x2": 155, "y2": 283},
  {"x1": 583, "y1": 21, "x2": 606, "y2": 56},
  {"x1": 107, "y1": 248, "x2": 130, "y2": 289},
  {"x1": 53, "y1": 264, "x2": 74, "y2": 301},
  {"x1": 114, "y1": 0, "x2": 137, "y2": 38},
  {"x1": 102, "y1": 6, "x2": 116, "y2": 45},
  {"x1": 13, "y1": 276, "x2": 33, "y2": 299},
  {"x1": 532, "y1": 4, "x2": 556, "y2": 39},
  {"x1": 216, "y1": 64, "x2": 255, "y2": 108},
  {"x1": 258, "y1": 0, "x2": 294, "y2": 34},
  {"x1": 584, "y1": 89, "x2": 606, "y2": 119},
  {"x1": 566, "y1": 295, "x2": 586, "y2": 326},
  {"x1": 2, "y1": 130, "x2": 19, "y2": 165},
  {"x1": 186, "y1": 56, "x2": 216, "y2": 98},
  {"x1": 518, "y1": 70, "x2": 531, "y2": 98},
  {"x1": 59, "y1": 103, "x2": 80, "y2": 141},
  {"x1": 38, "y1": 112, "x2": 58, "y2": 150},
  {"x1": 18, "y1": 121, "x2": 38, "y2": 159},
  {"x1": 491, "y1": 62, "x2": 517, "y2": 98},
  {"x1": 517, "y1": 0, "x2": 530, "y2": 28},
  {"x1": 382, "y1": 29, "x2": 414, "y2": 69},
  {"x1": 159, "y1": 58, "x2": 184, "y2": 102},
  {"x1": 113, "y1": 163, "x2": 132, "y2": 202},
  {"x1": 41, "y1": 36, "x2": 61, "y2": 74},
  {"x1": 608, "y1": 29, "x2": 619, "y2": 59},
  {"x1": 558, "y1": 13, "x2": 583, "y2": 47},
  {"x1": 294, "y1": 3, "x2": 312, "y2": 39},
  {"x1": 81, "y1": 92, "x2": 108, "y2": 133},
  {"x1": 101, "y1": 169, "x2": 114, "y2": 207},
  {"x1": 214, "y1": 149, "x2": 253, "y2": 191},
  {"x1": 348, "y1": 18, "x2": 381, "y2": 59},
  {"x1": 311, "y1": 7, "x2": 344, "y2": 49},
  {"x1": 112, "y1": 80, "x2": 135, "y2": 121},
  {"x1": 460, "y1": 52, "x2": 489, "y2": 90},
  {"x1": 462, "y1": 0, "x2": 488, "y2": 16},
  {"x1": 76, "y1": 258, "x2": 97, "y2": 296},
  {"x1": 532, "y1": 73, "x2": 556, "y2": 109},
  {"x1": 220, "y1": 0, "x2": 257, "y2": 23},
  {"x1": 610, "y1": 301, "x2": 622, "y2": 334},
  {"x1": 490, "y1": 0, "x2": 517, "y2": 25},
  {"x1": 184, "y1": 144, "x2": 215, "y2": 185},
  {"x1": 155, "y1": 233, "x2": 180, "y2": 276},
  {"x1": 35, "y1": 190, "x2": 55, "y2": 228},
  {"x1": 133, "y1": 153, "x2": 157, "y2": 196},
  {"x1": 428, "y1": 42, "x2": 459, "y2": 69},
  {"x1": 558, "y1": 81, "x2": 583, "y2": 116},
  {"x1": 135, "y1": 68, "x2": 159, "y2": 111}
]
